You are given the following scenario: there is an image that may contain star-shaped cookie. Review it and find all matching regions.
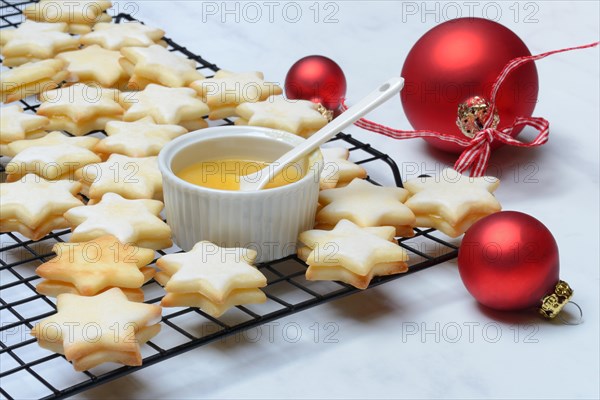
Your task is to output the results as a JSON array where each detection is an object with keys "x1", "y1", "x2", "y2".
[
  {"x1": 0, "y1": 21, "x2": 80, "y2": 67},
  {"x1": 120, "y1": 84, "x2": 209, "y2": 129},
  {"x1": 319, "y1": 147, "x2": 367, "y2": 189},
  {"x1": 24, "y1": 0, "x2": 112, "y2": 23},
  {"x1": 36, "y1": 235, "x2": 155, "y2": 296},
  {"x1": 6, "y1": 140, "x2": 101, "y2": 181},
  {"x1": 66, "y1": 13, "x2": 113, "y2": 35},
  {"x1": 120, "y1": 44, "x2": 205, "y2": 88},
  {"x1": 5, "y1": 130, "x2": 99, "y2": 158},
  {"x1": 81, "y1": 21, "x2": 165, "y2": 50},
  {"x1": 299, "y1": 219, "x2": 409, "y2": 289},
  {"x1": 317, "y1": 178, "x2": 416, "y2": 237},
  {"x1": 0, "y1": 59, "x2": 68, "y2": 103},
  {"x1": 56, "y1": 45, "x2": 130, "y2": 88},
  {"x1": 0, "y1": 105, "x2": 49, "y2": 154},
  {"x1": 157, "y1": 241, "x2": 267, "y2": 316},
  {"x1": 236, "y1": 95, "x2": 329, "y2": 137},
  {"x1": 403, "y1": 168, "x2": 501, "y2": 237},
  {"x1": 77, "y1": 154, "x2": 163, "y2": 200},
  {"x1": 24, "y1": 0, "x2": 112, "y2": 34},
  {"x1": 64, "y1": 192, "x2": 173, "y2": 250},
  {"x1": 296, "y1": 224, "x2": 396, "y2": 262},
  {"x1": 158, "y1": 241, "x2": 266, "y2": 300},
  {"x1": 31, "y1": 288, "x2": 162, "y2": 371},
  {"x1": 94, "y1": 116, "x2": 187, "y2": 157},
  {"x1": 37, "y1": 83, "x2": 124, "y2": 135},
  {"x1": 190, "y1": 70, "x2": 282, "y2": 119},
  {"x1": 0, "y1": 174, "x2": 84, "y2": 240}
]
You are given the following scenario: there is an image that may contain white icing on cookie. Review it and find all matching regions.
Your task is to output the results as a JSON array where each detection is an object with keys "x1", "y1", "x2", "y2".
[
  {"x1": 79, "y1": 154, "x2": 162, "y2": 200},
  {"x1": 1, "y1": 21, "x2": 79, "y2": 60},
  {"x1": 191, "y1": 70, "x2": 282, "y2": 108},
  {"x1": 96, "y1": 117, "x2": 187, "y2": 157},
  {"x1": 82, "y1": 22, "x2": 165, "y2": 50},
  {"x1": 236, "y1": 95, "x2": 328, "y2": 136},
  {"x1": 121, "y1": 84, "x2": 208, "y2": 125},
  {"x1": 56, "y1": 45, "x2": 128, "y2": 87},
  {"x1": 31, "y1": 288, "x2": 162, "y2": 362},
  {"x1": 0, "y1": 174, "x2": 83, "y2": 228},
  {"x1": 403, "y1": 168, "x2": 501, "y2": 236},
  {"x1": 120, "y1": 45, "x2": 205, "y2": 87},
  {"x1": 64, "y1": 192, "x2": 171, "y2": 249},
  {"x1": 6, "y1": 143, "x2": 101, "y2": 180},
  {"x1": 158, "y1": 241, "x2": 266, "y2": 302},
  {"x1": 38, "y1": 83, "x2": 123, "y2": 122},
  {"x1": 299, "y1": 219, "x2": 408, "y2": 276},
  {"x1": 317, "y1": 178, "x2": 415, "y2": 229}
]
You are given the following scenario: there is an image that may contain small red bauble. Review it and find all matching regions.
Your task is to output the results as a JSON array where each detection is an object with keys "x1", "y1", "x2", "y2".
[
  {"x1": 285, "y1": 55, "x2": 347, "y2": 111},
  {"x1": 457, "y1": 211, "x2": 559, "y2": 311},
  {"x1": 401, "y1": 18, "x2": 539, "y2": 153}
]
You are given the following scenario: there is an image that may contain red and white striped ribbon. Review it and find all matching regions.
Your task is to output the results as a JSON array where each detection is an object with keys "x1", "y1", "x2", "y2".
[{"x1": 341, "y1": 41, "x2": 599, "y2": 177}]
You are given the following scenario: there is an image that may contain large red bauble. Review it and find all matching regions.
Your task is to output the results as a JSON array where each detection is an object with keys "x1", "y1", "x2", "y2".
[
  {"x1": 285, "y1": 55, "x2": 347, "y2": 111},
  {"x1": 457, "y1": 211, "x2": 559, "y2": 311},
  {"x1": 401, "y1": 18, "x2": 539, "y2": 153}
]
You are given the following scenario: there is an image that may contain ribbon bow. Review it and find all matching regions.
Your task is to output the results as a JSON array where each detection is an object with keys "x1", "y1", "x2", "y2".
[
  {"x1": 454, "y1": 116, "x2": 549, "y2": 177},
  {"x1": 341, "y1": 41, "x2": 598, "y2": 177}
]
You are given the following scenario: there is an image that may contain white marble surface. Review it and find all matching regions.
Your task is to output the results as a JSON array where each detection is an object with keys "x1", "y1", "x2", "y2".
[{"x1": 32, "y1": 1, "x2": 600, "y2": 398}]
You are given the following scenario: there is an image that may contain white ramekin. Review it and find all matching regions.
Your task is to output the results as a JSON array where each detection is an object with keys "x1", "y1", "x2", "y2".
[{"x1": 158, "y1": 126, "x2": 323, "y2": 263}]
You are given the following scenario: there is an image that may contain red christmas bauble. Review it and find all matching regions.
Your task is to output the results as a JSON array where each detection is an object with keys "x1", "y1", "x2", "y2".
[
  {"x1": 285, "y1": 55, "x2": 347, "y2": 111},
  {"x1": 401, "y1": 18, "x2": 539, "y2": 153},
  {"x1": 457, "y1": 211, "x2": 559, "y2": 311}
]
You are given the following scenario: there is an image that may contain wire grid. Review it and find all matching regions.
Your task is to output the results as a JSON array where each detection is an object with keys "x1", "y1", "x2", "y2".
[{"x1": 0, "y1": 2, "x2": 459, "y2": 399}]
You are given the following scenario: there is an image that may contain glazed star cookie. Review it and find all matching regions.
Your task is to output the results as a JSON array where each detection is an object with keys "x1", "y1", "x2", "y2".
[
  {"x1": 156, "y1": 241, "x2": 267, "y2": 317},
  {"x1": 190, "y1": 70, "x2": 282, "y2": 120},
  {"x1": 0, "y1": 59, "x2": 68, "y2": 103},
  {"x1": 298, "y1": 220, "x2": 409, "y2": 289},
  {"x1": 5, "y1": 142, "x2": 101, "y2": 182},
  {"x1": 35, "y1": 235, "x2": 155, "y2": 300},
  {"x1": 236, "y1": 95, "x2": 329, "y2": 137},
  {"x1": 37, "y1": 83, "x2": 124, "y2": 135},
  {"x1": 0, "y1": 174, "x2": 83, "y2": 240},
  {"x1": 0, "y1": 21, "x2": 79, "y2": 67},
  {"x1": 319, "y1": 147, "x2": 368, "y2": 190},
  {"x1": 56, "y1": 45, "x2": 130, "y2": 88},
  {"x1": 31, "y1": 288, "x2": 162, "y2": 371},
  {"x1": 76, "y1": 154, "x2": 162, "y2": 201},
  {"x1": 81, "y1": 21, "x2": 165, "y2": 50},
  {"x1": 4, "y1": 130, "x2": 99, "y2": 158},
  {"x1": 68, "y1": 13, "x2": 113, "y2": 35},
  {"x1": 93, "y1": 117, "x2": 187, "y2": 157},
  {"x1": 120, "y1": 45, "x2": 205, "y2": 89},
  {"x1": 403, "y1": 168, "x2": 501, "y2": 237},
  {"x1": 296, "y1": 225, "x2": 398, "y2": 262},
  {"x1": 24, "y1": 0, "x2": 113, "y2": 34},
  {"x1": 317, "y1": 178, "x2": 416, "y2": 237},
  {"x1": 120, "y1": 84, "x2": 209, "y2": 130},
  {"x1": 0, "y1": 105, "x2": 49, "y2": 155},
  {"x1": 64, "y1": 192, "x2": 173, "y2": 250},
  {"x1": 5, "y1": 132, "x2": 101, "y2": 180}
]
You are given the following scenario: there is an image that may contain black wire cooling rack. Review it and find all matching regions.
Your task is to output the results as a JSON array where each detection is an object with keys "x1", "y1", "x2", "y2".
[{"x1": 0, "y1": 2, "x2": 459, "y2": 399}]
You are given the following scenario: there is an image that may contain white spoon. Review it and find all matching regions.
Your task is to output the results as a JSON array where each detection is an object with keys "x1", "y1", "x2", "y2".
[{"x1": 239, "y1": 76, "x2": 404, "y2": 191}]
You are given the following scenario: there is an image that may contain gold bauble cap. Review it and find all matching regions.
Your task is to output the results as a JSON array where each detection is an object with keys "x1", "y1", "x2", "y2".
[{"x1": 456, "y1": 96, "x2": 500, "y2": 138}]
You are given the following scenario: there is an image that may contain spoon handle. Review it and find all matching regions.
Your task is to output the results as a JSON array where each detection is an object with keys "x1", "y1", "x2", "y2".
[{"x1": 254, "y1": 76, "x2": 404, "y2": 190}]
